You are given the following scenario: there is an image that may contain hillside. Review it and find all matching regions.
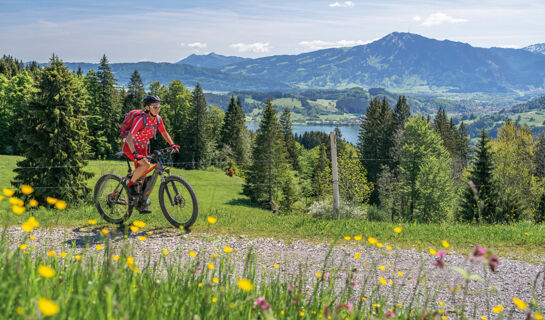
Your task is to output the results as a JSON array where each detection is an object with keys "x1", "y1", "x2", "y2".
[
  {"x1": 177, "y1": 52, "x2": 250, "y2": 68},
  {"x1": 523, "y1": 43, "x2": 545, "y2": 55}
]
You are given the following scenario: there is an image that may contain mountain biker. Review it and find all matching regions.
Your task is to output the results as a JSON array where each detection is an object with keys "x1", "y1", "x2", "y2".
[{"x1": 122, "y1": 95, "x2": 179, "y2": 213}]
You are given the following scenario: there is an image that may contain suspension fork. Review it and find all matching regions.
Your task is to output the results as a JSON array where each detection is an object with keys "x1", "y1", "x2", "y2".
[{"x1": 162, "y1": 169, "x2": 181, "y2": 206}]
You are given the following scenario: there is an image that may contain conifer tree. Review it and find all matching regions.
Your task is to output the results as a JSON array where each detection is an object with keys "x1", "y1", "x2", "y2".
[
  {"x1": 164, "y1": 80, "x2": 192, "y2": 165},
  {"x1": 279, "y1": 108, "x2": 299, "y2": 171},
  {"x1": 12, "y1": 55, "x2": 93, "y2": 202},
  {"x1": 393, "y1": 96, "x2": 410, "y2": 130},
  {"x1": 97, "y1": 55, "x2": 121, "y2": 157},
  {"x1": 312, "y1": 144, "x2": 332, "y2": 200},
  {"x1": 220, "y1": 96, "x2": 246, "y2": 164},
  {"x1": 243, "y1": 99, "x2": 288, "y2": 210},
  {"x1": 123, "y1": 70, "x2": 145, "y2": 114},
  {"x1": 84, "y1": 69, "x2": 106, "y2": 158},
  {"x1": 457, "y1": 122, "x2": 471, "y2": 168},
  {"x1": 186, "y1": 83, "x2": 212, "y2": 168},
  {"x1": 459, "y1": 129, "x2": 498, "y2": 223},
  {"x1": 534, "y1": 134, "x2": 545, "y2": 178}
]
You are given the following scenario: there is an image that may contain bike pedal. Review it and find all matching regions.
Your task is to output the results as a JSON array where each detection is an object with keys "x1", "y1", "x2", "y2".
[{"x1": 138, "y1": 208, "x2": 153, "y2": 214}]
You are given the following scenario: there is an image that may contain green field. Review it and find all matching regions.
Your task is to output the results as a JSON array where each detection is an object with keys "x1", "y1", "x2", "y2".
[{"x1": 2, "y1": 155, "x2": 545, "y2": 260}]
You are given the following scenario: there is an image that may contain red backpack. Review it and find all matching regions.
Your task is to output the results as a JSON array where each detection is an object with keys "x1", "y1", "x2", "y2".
[{"x1": 120, "y1": 110, "x2": 161, "y2": 139}]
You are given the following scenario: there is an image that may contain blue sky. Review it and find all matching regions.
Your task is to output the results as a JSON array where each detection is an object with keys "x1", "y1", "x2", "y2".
[{"x1": 1, "y1": 0, "x2": 544, "y2": 63}]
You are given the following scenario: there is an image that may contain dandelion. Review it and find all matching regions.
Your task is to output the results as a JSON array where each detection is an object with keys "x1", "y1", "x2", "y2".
[
  {"x1": 198, "y1": 283, "x2": 203, "y2": 287},
  {"x1": 524, "y1": 232, "x2": 529, "y2": 236},
  {"x1": 96, "y1": 245, "x2": 103, "y2": 251},
  {"x1": 38, "y1": 298, "x2": 59, "y2": 316},
  {"x1": 55, "y1": 200, "x2": 67, "y2": 210},
  {"x1": 133, "y1": 220, "x2": 146, "y2": 228},
  {"x1": 138, "y1": 236, "x2": 146, "y2": 242},
  {"x1": 368, "y1": 237, "x2": 377, "y2": 245},
  {"x1": 439, "y1": 309, "x2": 445, "y2": 314},
  {"x1": 344, "y1": 236, "x2": 351, "y2": 241},
  {"x1": 354, "y1": 235, "x2": 362, "y2": 241},
  {"x1": 379, "y1": 277, "x2": 387, "y2": 286},
  {"x1": 237, "y1": 278, "x2": 253, "y2": 291},
  {"x1": 212, "y1": 297, "x2": 218, "y2": 303},
  {"x1": 113, "y1": 255, "x2": 120, "y2": 261},
  {"x1": 12, "y1": 205, "x2": 26, "y2": 215},
  {"x1": 316, "y1": 272, "x2": 322, "y2": 278},
  {"x1": 47, "y1": 251, "x2": 55, "y2": 257},
  {"x1": 21, "y1": 185, "x2": 34, "y2": 195},
  {"x1": 397, "y1": 271, "x2": 404, "y2": 276},
  {"x1": 162, "y1": 249, "x2": 169, "y2": 255},
  {"x1": 386, "y1": 245, "x2": 392, "y2": 250},
  {"x1": 213, "y1": 277, "x2": 219, "y2": 283},
  {"x1": 189, "y1": 251, "x2": 197, "y2": 257},
  {"x1": 126, "y1": 257, "x2": 135, "y2": 270},
  {"x1": 29, "y1": 199, "x2": 38, "y2": 207},
  {"x1": 442, "y1": 240, "x2": 450, "y2": 248},
  {"x1": 535, "y1": 313, "x2": 544, "y2": 320},
  {"x1": 300, "y1": 312, "x2": 305, "y2": 316},
  {"x1": 208, "y1": 263, "x2": 214, "y2": 270},
  {"x1": 3, "y1": 188, "x2": 15, "y2": 197},
  {"x1": 88, "y1": 219, "x2": 97, "y2": 225},
  {"x1": 429, "y1": 249, "x2": 437, "y2": 255},
  {"x1": 379, "y1": 265, "x2": 386, "y2": 271},
  {"x1": 492, "y1": 305, "x2": 504, "y2": 313},
  {"x1": 38, "y1": 265, "x2": 55, "y2": 278},
  {"x1": 75, "y1": 254, "x2": 82, "y2": 261},
  {"x1": 394, "y1": 227, "x2": 402, "y2": 233},
  {"x1": 16, "y1": 307, "x2": 24, "y2": 315},
  {"x1": 19, "y1": 244, "x2": 27, "y2": 250},
  {"x1": 60, "y1": 252, "x2": 67, "y2": 258},
  {"x1": 207, "y1": 216, "x2": 217, "y2": 224},
  {"x1": 441, "y1": 317, "x2": 448, "y2": 320},
  {"x1": 130, "y1": 226, "x2": 139, "y2": 232},
  {"x1": 147, "y1": 231, "x2": 153, "y2": 235},
  {"x1": 513, "y1": 297, "x2": 527, "y2": 310},
  {"x1": 101, "y1": 228, "x2": 109, "y2": 235},
  {"x1": 30, "y1": 235, "x2": 35, "y2": 240},
  {"x1": 223, "y1": 246, "x2": 233, "y2": 253},
  {"x1": 354, "y1": 252, "x2": 361, "y2": 259},
  {"x1": 376, "y1": 243, "x2": 384, "y2": 248},
  {"x1": 212, "y1": 253, "x2": 217, "y2": 258},
  {"x1": 481, "y1": 316, "x2": 487, "y2": 320},
  {"x1": 46, "y1": 197, "x2": 58, "y2": 205},
  {"x1": 274, "y1": 264, "x2": 280, "y2": 269},
  {"x1": 0, "y1": 195, "x2": 3, "y2": 201}
]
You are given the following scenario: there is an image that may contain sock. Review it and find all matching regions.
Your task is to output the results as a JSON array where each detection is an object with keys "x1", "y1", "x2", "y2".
[{"x1": 128, "y1": 180, "x2": 135, "y2": 187}]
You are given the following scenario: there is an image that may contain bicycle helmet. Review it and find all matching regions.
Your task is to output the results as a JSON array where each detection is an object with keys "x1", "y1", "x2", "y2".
[{"x1": 142, "y1": 95, "x2": 161, "y2": 106}]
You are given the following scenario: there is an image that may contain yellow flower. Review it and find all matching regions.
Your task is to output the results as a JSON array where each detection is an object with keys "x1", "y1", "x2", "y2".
[
  {"x1": 438, "y1": 302, "x2": 445, "y2": 306},
  {"x1": 397, "y1": 271, "x2": 404, "y2": 276},
  {"x1": 274, "y1": 264, "x2": 280, "y2": 269},
  {"x1": 38, "y1": 297, "x2": 59, "y2": 316},
  {"x1": 300, "y1": 312, "x2": 305, "y2": 316},
  {"x1": 439, "y1": 309, "x2": 445, "y2": 314},
  {"x1": 394, "y1": 227, "x2": 402, "y2": 233},
  {"x1": 0, "y1": 195, "x2": 3, "y2": 201},
  {"x1": 441, "y1": 317, "x2": 448, "y2": 320},
  {"x1": 12, "y1": 205, "x2": 26, "y2": 215},
  {"x1": 16, "y1": 307, "x2": 24, "y2": 315},
  {"x1": 30, "y1": 235, "x2": 36, "y2": 240},
  {"x1": 133, "y1": 220, "x2": 146, "y2": 228},
  {"x1": 130, "y1": 226, "x2": 139, "y2": 232},
  {"x1": 38, "y1": 265, "x2": 55, "y2": 278},
  {"x1": 55, "y1": 200, "x2": 67, "y2": 210},
  {"x1": 442, "y1": 240, "x2": 450, "y2": 248},
  {"x1": 19, "y1": 244, "x2": 28, "y2": 250},
  {"x1": 21, "y1": 216, "x2": 40, "y2": 232},
  {"x1": 60, "y1": 252, "x2": 67, "y2": 258},
  {"x1": 126, "y1": 257, "x2": 135, "y2": 270},
  {"x1": 316, "y1": 272, "x2": 322, "y2": 278},
  {"x1": 138, "y1": 236, "x2": 146, "y2": 241},
  {"x1": 46, "y1": 197, "x2": 58, "y2": 205},
  {"x1": 237, "y1": 278, "x2": 253, "y2": 291},
  {"x1": 354, "y1": 235, "x2": 362, "y2": 241},
  {"x1": 376, "y1": 242, "x2": 384, "y2": 248},
  {"x1": 354, "y1": 252, "x2": 361, "y2": 259},
  {"x1": 3, "y1": 188, "x2": 15, "y2": 197},
  {"x1": 96, "y1": 245, "x2": 104, "y2": 251},
  {"x1": 212, "y1": 253, "x2": 217, "y2": 258},
  {"x1": 113, "y1": 255, "x2": 120, "y2": 261},
  {"x1": 223, "y1": 246, "x2": 233, "y2": 253},
  {"x1": 198, "y1": 283, "x2": 203, "y2": 287},
  {"x1": 101, "y1": 228, "x2": 109, "y2": 235},
  {"x1": 207, "y1": 216, "x2": 217, "y2": 224},
  {"x1": 379, "y1": 277, "x2": 387, "y2": 286},
  {"x1": 88, "y1": 219, "x2": 97, "y2": 225},
  {"x1": 21, "y1": 185, "x2": 34, "y2": 195},
  {"x1": 212, "y1": 297, "x2": 218, "y2": 303},
  {"x1": 162, "y1": 249, "x2": 169, "y2": 255},
  {"x1": 535, "y1": 312, "x2": 544, "y2": 320},
  {"x1": 147, "y1": 231, "x2": 153, "y2": 235},
  {"x1": 208, "y1": 263, "x2": 214, "y2": 270},
  {"x1": 361, "y1": 297, "x2": 367, "y2": 301},
  {"x1": 386, "y1": 245, "x2": 392, "y2": 250},
  {"x1": 213, "y1": 277, "x2": 219, "y2": 283},
  {"x1": 379, "y1": 265, "x2": 386, "y2": 271},
  {"x1": 429, "y1": 249, "x2": 437, "y2": 255},
  {"x1": 492, "y1": 305, "x2": 503, "y2": 313},
  {"x1": 75, "y1": 254, "x2": 82, "y2": 261},
  {"x1": 29, "y1": 199, "x2": 38, "y2": 207},
  {"x1": 368, "y1": 237, "x2": 377, "y2": 245},
  {"x1": 47, "y1": 251, "x2": 55, "y2": 257},
  {"x1": 189, "y1": 251, "x2": 197, "y2": 257},
  {"x1": 481, "y1": 316, "x2": 487, "y2": 320},
  {"x1": 513, "y1": 297, "x2": 527, "y2": 310},
  {"x1": 344, "y1": 236, "x2": 351, "y2": 241},
  {"x1": 524, "y1": 232, "x2": 529, "y2": 236}
]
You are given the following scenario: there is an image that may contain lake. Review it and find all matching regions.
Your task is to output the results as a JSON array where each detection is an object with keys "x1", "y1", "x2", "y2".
[{"x1": 246, "y1": 124, "x2": 360, "y2": 145}]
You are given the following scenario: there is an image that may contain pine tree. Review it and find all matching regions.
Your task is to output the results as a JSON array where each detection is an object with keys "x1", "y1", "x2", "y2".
[
  {"x1": 12, "y1": 55, "x2": 93, "y2": 202},
  {"x1": 123, "y1": 70, "x2": 145, "y2": 114},
  {"x1": 243, "y1": 99, "x2": 288, "y2": 210},
  {"x1": 534, "y1": 134, "x2": 545, "y2": 178},
  {"x1": 84, "y1": 69, "x2": 106, "y2": 158},
  {"x1": 186, "y1": 83, "x2": 212, "y2": 168},
  {"x1": 535, "y1": 193, "x2": 545, "y2": 223},
  {"x1": 97, "y1": 55, "x2": 121, "y2": 157},
  {"x1": 220, "y1": 96, "x2": 246, "y2": 164},
  {"x1": 459, "y1": 129, "x2": 498, "y2": 223},
  {"x1": 393, "y1": 96, "x2": 410, "y2": 130},
  {"x1": 312, "y1": 144, "x2": 332, "y2": 200},
  {"x1": 279, "y1": 108, "x2": 299, "y2": 171},
  {"x1": 457, "y1": 122, "x2": 471, "y2": 168}
]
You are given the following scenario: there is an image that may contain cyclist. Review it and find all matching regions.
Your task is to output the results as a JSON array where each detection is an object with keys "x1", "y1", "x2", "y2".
[{"x1": 122, "y1": 95, "x2": 179, "y2": 213}]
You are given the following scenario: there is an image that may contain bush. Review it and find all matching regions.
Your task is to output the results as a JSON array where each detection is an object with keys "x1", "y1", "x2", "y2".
[
  {"x1": 306, "y1": 199, "x2": 366, "y2": 219},
  {"x1": 367, "y1": 205, "x2": 390, "y2": 222}
]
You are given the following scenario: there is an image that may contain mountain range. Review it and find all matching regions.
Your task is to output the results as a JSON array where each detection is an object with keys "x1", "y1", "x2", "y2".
[
  {"x1": 52, "y1": 32, "x2": 545, "y2": 94},
  {"x1": 523, "y1": 43, "x2": 545, "y2": 55}
]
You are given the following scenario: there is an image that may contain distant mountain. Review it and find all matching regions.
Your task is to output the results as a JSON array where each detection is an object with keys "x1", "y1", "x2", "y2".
[
  {"x1": 220, "y1": 32, "x2": 545, "y2": 93},
  {"x1": 523, "y1": 43, "x2": 545, "y2": 55},
  {"x1": 177, "y1": 52, "x2": 251, "y2": 68}
]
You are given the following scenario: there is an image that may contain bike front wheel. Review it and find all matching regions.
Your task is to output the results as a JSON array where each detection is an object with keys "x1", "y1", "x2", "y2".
[
  {"x1": 94, "y1": 173, "x2": 133, "y2": 224},
  {"x1": 158, "y1": 175, "x2": 198, "y2": 229}
]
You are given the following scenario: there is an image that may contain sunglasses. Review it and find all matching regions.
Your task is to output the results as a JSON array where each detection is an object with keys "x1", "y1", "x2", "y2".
[{"x1": 150, "y1": 105, "x2": 161, "y2": 110}]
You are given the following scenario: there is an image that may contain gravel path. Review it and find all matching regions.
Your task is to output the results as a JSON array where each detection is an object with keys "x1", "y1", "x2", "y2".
[{"x1": 5, "y1": 226, "x2": 544, "y2": 319}]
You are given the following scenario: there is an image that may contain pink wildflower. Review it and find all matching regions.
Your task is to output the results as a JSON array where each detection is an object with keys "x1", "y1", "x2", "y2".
[
  {"x1": 473, "y1": 245, "x2": 487, "y2": 257},
  {"x1": 254, "y1": 296, "x2": 270, "y2": 310},
  {"x1": 437, "y1": 250, "x2": 447, "y2": 258},
  {"x1": 488, "y1": 255, "x2": 500, "y2": 272},
  {"x1": 385, "y1": 311, "x2": 396, "y2": 318}
]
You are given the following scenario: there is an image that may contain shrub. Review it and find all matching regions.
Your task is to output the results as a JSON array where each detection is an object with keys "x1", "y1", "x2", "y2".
[
  {"x1": 367, "y1": 205, "x2": 390, "y2": 222},
  {"x1": 306, "y1": 199, "x2": 366, "y2": 219}
]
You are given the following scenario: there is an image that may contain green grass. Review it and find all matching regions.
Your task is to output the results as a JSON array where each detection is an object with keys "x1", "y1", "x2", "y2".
[{"x1": 1, "y1": 155, "x2": 545, "y2": 261}]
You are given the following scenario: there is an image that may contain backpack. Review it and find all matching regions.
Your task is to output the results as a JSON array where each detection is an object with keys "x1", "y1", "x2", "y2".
[{"x1": 120, "y1": 110, "x2": 161, "y2": 139}]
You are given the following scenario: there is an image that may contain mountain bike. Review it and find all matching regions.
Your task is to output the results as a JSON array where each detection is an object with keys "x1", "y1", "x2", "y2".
[{"x1": 93, "y1": 147, "x2": 198, "y2": 229}]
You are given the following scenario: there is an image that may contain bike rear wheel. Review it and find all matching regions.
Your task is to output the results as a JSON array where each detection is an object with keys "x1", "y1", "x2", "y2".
[
  {"x1": 94, "y1": 174, "x2": 133, "y2": 224},
  {"x1": 158, "y1": 175, "x2": 198, "y2": 229}
]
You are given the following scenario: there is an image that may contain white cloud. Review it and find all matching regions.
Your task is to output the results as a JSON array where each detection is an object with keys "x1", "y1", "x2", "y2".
[
  {"x1": 413, "y1": 16, "x2": 422, "y2": 22},
  {"x1": 230, "y1": 42, "x2": 271, "y2": 53},
  {"x1": 329, "y1": 1, "x2": 355, "y2": 8},
  {"x1": 420, "y1": 12, "x2": 468, "y2": 27},
  {"x1": 187, "y1": 42, "x2": 207, "y2": 49},
  {"x1": 299, "y1": 39, "x2": 373, "y2": 50}
]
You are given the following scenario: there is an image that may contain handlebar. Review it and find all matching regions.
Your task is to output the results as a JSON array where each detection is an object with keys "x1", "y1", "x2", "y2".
[{"x1": 144, "y1": 147, "x2": 178, "y2": 161}]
